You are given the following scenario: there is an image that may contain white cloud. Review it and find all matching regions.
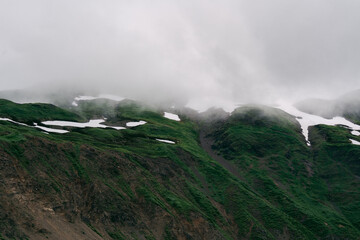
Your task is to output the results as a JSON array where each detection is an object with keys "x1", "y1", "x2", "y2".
[{"x1": 0, "y1": 0, "x2": 359, "y2": 105}]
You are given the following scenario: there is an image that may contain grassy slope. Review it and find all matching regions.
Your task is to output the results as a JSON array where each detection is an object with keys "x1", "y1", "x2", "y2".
[
  {"x1": 0, "y1": 100, "x2": 237, "y2": 239},
  {"x1": 0, "y1": 99, "x2": 83, "y2": 124},
  {"x1": 209, "y1": 105, "x2": 360, "y2": 239},
  {"x1": 309, "y1": 125, "x2": 360, "y2": 230},
  {"x1": 0, "y1": 100, "x2": 359, "y2": 239}
]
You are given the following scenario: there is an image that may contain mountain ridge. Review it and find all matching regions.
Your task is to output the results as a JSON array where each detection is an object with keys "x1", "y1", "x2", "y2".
[{"x1": 0, "y1": 97, "x2": 359, "y2": 239}]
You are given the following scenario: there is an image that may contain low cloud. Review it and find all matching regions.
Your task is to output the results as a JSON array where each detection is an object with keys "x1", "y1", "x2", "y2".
[{"x1": 1, "y1": 0, "x2": 359, "y2": 107}]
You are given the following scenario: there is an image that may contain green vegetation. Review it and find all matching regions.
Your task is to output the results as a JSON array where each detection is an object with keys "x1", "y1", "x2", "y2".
[
  {"x1": 0, "y1": 99, "x2": 83, "y2": 124},
  {"x1": 0, "y1": 99, "x2": 359, "y2": 239},
  {"x1": 108, "y1": 231, "x2": 126, "y2": 240},
  {"x1": 209, "y1": 105, "x2": 360, "y2": 239}
]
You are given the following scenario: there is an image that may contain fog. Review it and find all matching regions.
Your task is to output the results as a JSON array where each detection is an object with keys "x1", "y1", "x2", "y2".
[{"x1": 1, "y1": 0, "x2": 360, "y2": 109}]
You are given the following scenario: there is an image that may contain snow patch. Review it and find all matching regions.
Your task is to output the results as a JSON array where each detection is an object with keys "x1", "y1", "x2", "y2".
[
  {"x1": 74, "y1": 94, "x2": 124, "y2": 103},
  {"x1": 0, "y1": 117, "x2": 28, "y2": 126},
  {"x1": 156, "y1": 139, "x2": 175, "y2": 144},
  {"x1": 126, "y1": 121, "x2": 147, "y2": 127},
  {"x1": 34, "y1": 123, "x2": 69, "y2": 134},
  {"x1": 351, "y1": 131, "x2": 360, "y2": 136},
  {"x1": 42, "y1": 119, "x2": 125, "y2": 130},
  {"x1": 350, "y1": 139, "x2": 360, "y2": 145},
  {"x1": 74, "y1": 96, "x2": 98, "y2": 101},
  {"x1": 275, "y1": 102, "x2": 360, "y2": 146},
  {"x1": 164, "y1": 112, "x2": 180, "y2": 121},
  {"x1": 0, "y1": 117, "x2": 68, "y2": 134}
]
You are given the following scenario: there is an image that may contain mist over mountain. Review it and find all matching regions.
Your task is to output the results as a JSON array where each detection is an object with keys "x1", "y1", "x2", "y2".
[
  {"x1": 1, "y1": 2, "x2": 360, "y2": 239},
  {"x1": 1, "y1": 0, "x2": 360, "y2": 107},
  {"x1": 295, "y1": 89, "x2": 360, "y2": 123}
]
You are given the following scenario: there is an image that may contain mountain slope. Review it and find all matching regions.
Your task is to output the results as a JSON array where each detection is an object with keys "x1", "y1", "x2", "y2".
[
  {"x1": 0, "y1": 99, "x2": 359, "y2": 239},
  {"x1": 0, "y1": 99, "x2": 84, "y2": 124},
  {"x1": 205, "y1": 105, "x2": 360, "y2": 239}
]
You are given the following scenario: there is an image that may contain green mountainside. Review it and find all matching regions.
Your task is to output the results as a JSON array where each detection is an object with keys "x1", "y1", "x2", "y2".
[
  {"x1": 0, "y1": 99, "x2": 84, "y2": 124},
  {"x1": 0, "y1": 99, "x2": 359, "y2": 239}
]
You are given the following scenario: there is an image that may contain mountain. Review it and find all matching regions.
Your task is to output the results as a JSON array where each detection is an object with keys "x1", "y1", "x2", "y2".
[{"x1": 0, "y1": 97, "x2": 359, "y2": 239}]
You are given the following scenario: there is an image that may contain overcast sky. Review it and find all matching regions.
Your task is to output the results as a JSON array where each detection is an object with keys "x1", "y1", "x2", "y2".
[{"x1": 1, "y1": 0, "x2": 360, "y2": 108}]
